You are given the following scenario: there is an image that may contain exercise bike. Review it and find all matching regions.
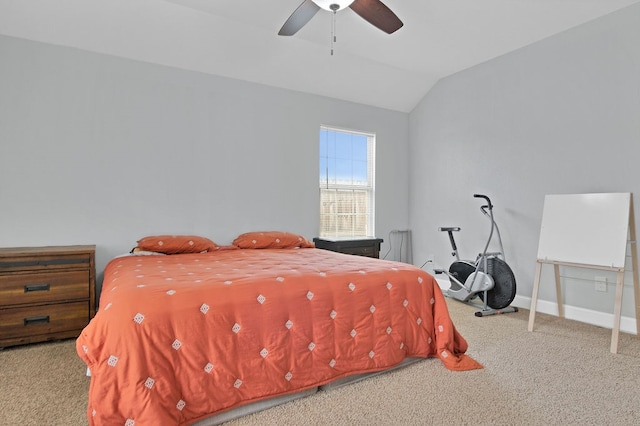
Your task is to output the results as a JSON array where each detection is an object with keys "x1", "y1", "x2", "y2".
[{"x1": 434, "y1": 194, "x2": 518, "y2": 317}]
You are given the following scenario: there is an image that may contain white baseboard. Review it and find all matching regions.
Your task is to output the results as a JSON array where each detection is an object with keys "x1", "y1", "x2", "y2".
[
  {"x1": 435, "y1": 277, "x2": 637, "y2": 334},
  {"x1": 512, "y1": 295, "x2": 638, "y2": 335}
]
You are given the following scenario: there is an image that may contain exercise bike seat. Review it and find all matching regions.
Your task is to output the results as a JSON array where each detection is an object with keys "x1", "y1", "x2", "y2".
[{"x1": 438, "y1": 227, "x2": 461, "y2": 232}]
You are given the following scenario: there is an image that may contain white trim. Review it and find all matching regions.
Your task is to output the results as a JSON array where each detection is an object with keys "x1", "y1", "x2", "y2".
[
  {"x1": 513, "y1": 295, "x2": 638, "y2": 335},
  {"x1": 435, "y1": 277, "x2": 637, "y2": 334}
]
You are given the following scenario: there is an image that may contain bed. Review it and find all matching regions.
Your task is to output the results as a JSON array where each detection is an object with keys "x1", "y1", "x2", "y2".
[{"x1": 76, "y1": 233, "x2": 481, "y2": 425}]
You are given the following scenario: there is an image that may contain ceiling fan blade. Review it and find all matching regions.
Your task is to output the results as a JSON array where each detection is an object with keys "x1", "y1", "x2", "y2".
[
  {"x1": 278, "y1": 0, "x2": 321, "y2": 36},
  {"x1": 349, "y1": 0, "x2": 403, "y2": 34}
]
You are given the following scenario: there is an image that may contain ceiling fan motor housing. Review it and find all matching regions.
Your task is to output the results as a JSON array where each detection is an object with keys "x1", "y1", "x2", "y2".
[
  {"x1": 313, "y1": 0, "x2": 355, "y2": 11},
  {"x1": 279, "y1": 0, "x2": 403, "y2": 37}
]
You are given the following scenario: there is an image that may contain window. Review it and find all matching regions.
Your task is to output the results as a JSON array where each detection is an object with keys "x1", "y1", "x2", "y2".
[{"x1": 319, "y1": 126, "x2": 375, "y2": 238}]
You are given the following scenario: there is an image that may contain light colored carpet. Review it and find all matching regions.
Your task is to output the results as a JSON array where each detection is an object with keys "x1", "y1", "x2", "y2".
[
  {"x1": 1, "y1": 299, "x2": 639, "y2": 425},
  {"x1": 0, "y1": 337, "x2": 89, "y2": 425}
]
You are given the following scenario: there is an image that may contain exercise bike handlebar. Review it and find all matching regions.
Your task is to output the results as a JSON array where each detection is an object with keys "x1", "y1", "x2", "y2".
[{"x1": 473, "y1": 194, "x2": 493, "y2": 209}]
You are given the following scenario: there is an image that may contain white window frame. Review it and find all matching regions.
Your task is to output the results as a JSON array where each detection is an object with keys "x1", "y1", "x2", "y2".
[{"x1": 319, "y1": 125, "x2": 376, "y2": 238}]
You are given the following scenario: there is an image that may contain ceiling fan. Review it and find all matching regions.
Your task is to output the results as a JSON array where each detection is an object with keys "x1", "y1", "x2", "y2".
[{"x1": 278, "y1": 0, "x2": 403, "y2": 36}]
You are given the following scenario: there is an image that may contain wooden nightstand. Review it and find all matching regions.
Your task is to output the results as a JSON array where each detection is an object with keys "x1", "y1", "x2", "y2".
[
  {"x1": 313, "y1": 237, "x2": 383, "y2": 259},
  {"x1": 0, "y1": 245, "x2": 96, "y2": 348}
]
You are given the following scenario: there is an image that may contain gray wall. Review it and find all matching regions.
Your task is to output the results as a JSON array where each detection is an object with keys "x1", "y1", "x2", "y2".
[
  {"x1": 0, "y1": 35, "x2": 409, "y2": 294},
  {"x1": 409, "y1": 4, "x2": 640, "y2": 326},
  {"x1": 3, "y1": 2, "x2": 639, "y2": 328}
]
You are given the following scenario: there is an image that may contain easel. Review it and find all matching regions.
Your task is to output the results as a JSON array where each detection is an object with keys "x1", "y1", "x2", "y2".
[{"x1": 528, "y1": 193, "x2": 640, "y2": 353}]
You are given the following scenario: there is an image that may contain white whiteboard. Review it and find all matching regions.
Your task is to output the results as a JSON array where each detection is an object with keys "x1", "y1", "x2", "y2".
[{"x1": 536, "y1": 193, "x2": 630, "y2": 269}]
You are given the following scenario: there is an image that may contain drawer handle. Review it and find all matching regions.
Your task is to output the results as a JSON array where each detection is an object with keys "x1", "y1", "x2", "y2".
[
  {"x1": 24, "y1": 315, "x2": 50, "y2": 326},
  {"x1": 24, "y1": 283, "x2": 50, "y2": 293}
]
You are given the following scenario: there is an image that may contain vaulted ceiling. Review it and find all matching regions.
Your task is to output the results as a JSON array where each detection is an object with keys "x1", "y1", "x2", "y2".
[{"x1": 1, "y1": 0, "x2": 638, "y2": 112}]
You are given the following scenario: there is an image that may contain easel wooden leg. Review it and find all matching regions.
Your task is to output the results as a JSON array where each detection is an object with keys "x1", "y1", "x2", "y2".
[
  {"x1": 554, "y1": 263, "x2": 564, "y2": 318},
  {"x1": 528, "y1": 261, "x2": 543, "y2": 332},
  {"x1": 611, "y1": 270, "x2": 625, "y2": 353},
  {"x1": 628, "y1": 197, "x2": 640, "y2": 336},
  {"x1": 633, "y1": 247, "x2": 640, "y2": 336}
]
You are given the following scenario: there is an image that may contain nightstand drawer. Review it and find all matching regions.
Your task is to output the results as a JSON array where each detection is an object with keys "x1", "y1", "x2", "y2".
[
  {"x1": 339, "y1": 246, "x2": 375, "y2": 257},
  {"x1": 0, "y1": 270, "x2": 89, "y2": 306},
  {"x1": 313, "y1": 238, "x2": 383, "y2": 259},
  {"x1": 0, "y1": 245, "x2": 95, "y2": 348},
  {"x1": 0, "y1": 301, "x2": 90, "y2": 339}
]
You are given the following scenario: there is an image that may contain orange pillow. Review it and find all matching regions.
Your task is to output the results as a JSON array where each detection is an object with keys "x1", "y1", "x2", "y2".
[
  {"x1": 232, "y1": 231, "x2": 315, "y2": 249},
  {"x1": 136, "y1": 235, "x2": 218, "y2": 254}
]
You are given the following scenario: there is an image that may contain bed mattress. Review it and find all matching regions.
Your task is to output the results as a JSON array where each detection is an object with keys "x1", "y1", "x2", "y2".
[{"x1": 76, "y1": 247, "x2": 480, "y2": 425}]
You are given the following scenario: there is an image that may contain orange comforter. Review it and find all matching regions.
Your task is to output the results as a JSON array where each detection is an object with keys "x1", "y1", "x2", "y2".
[{"x1": 76, "y1": 248, "x2": 480, "y2": 425}]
